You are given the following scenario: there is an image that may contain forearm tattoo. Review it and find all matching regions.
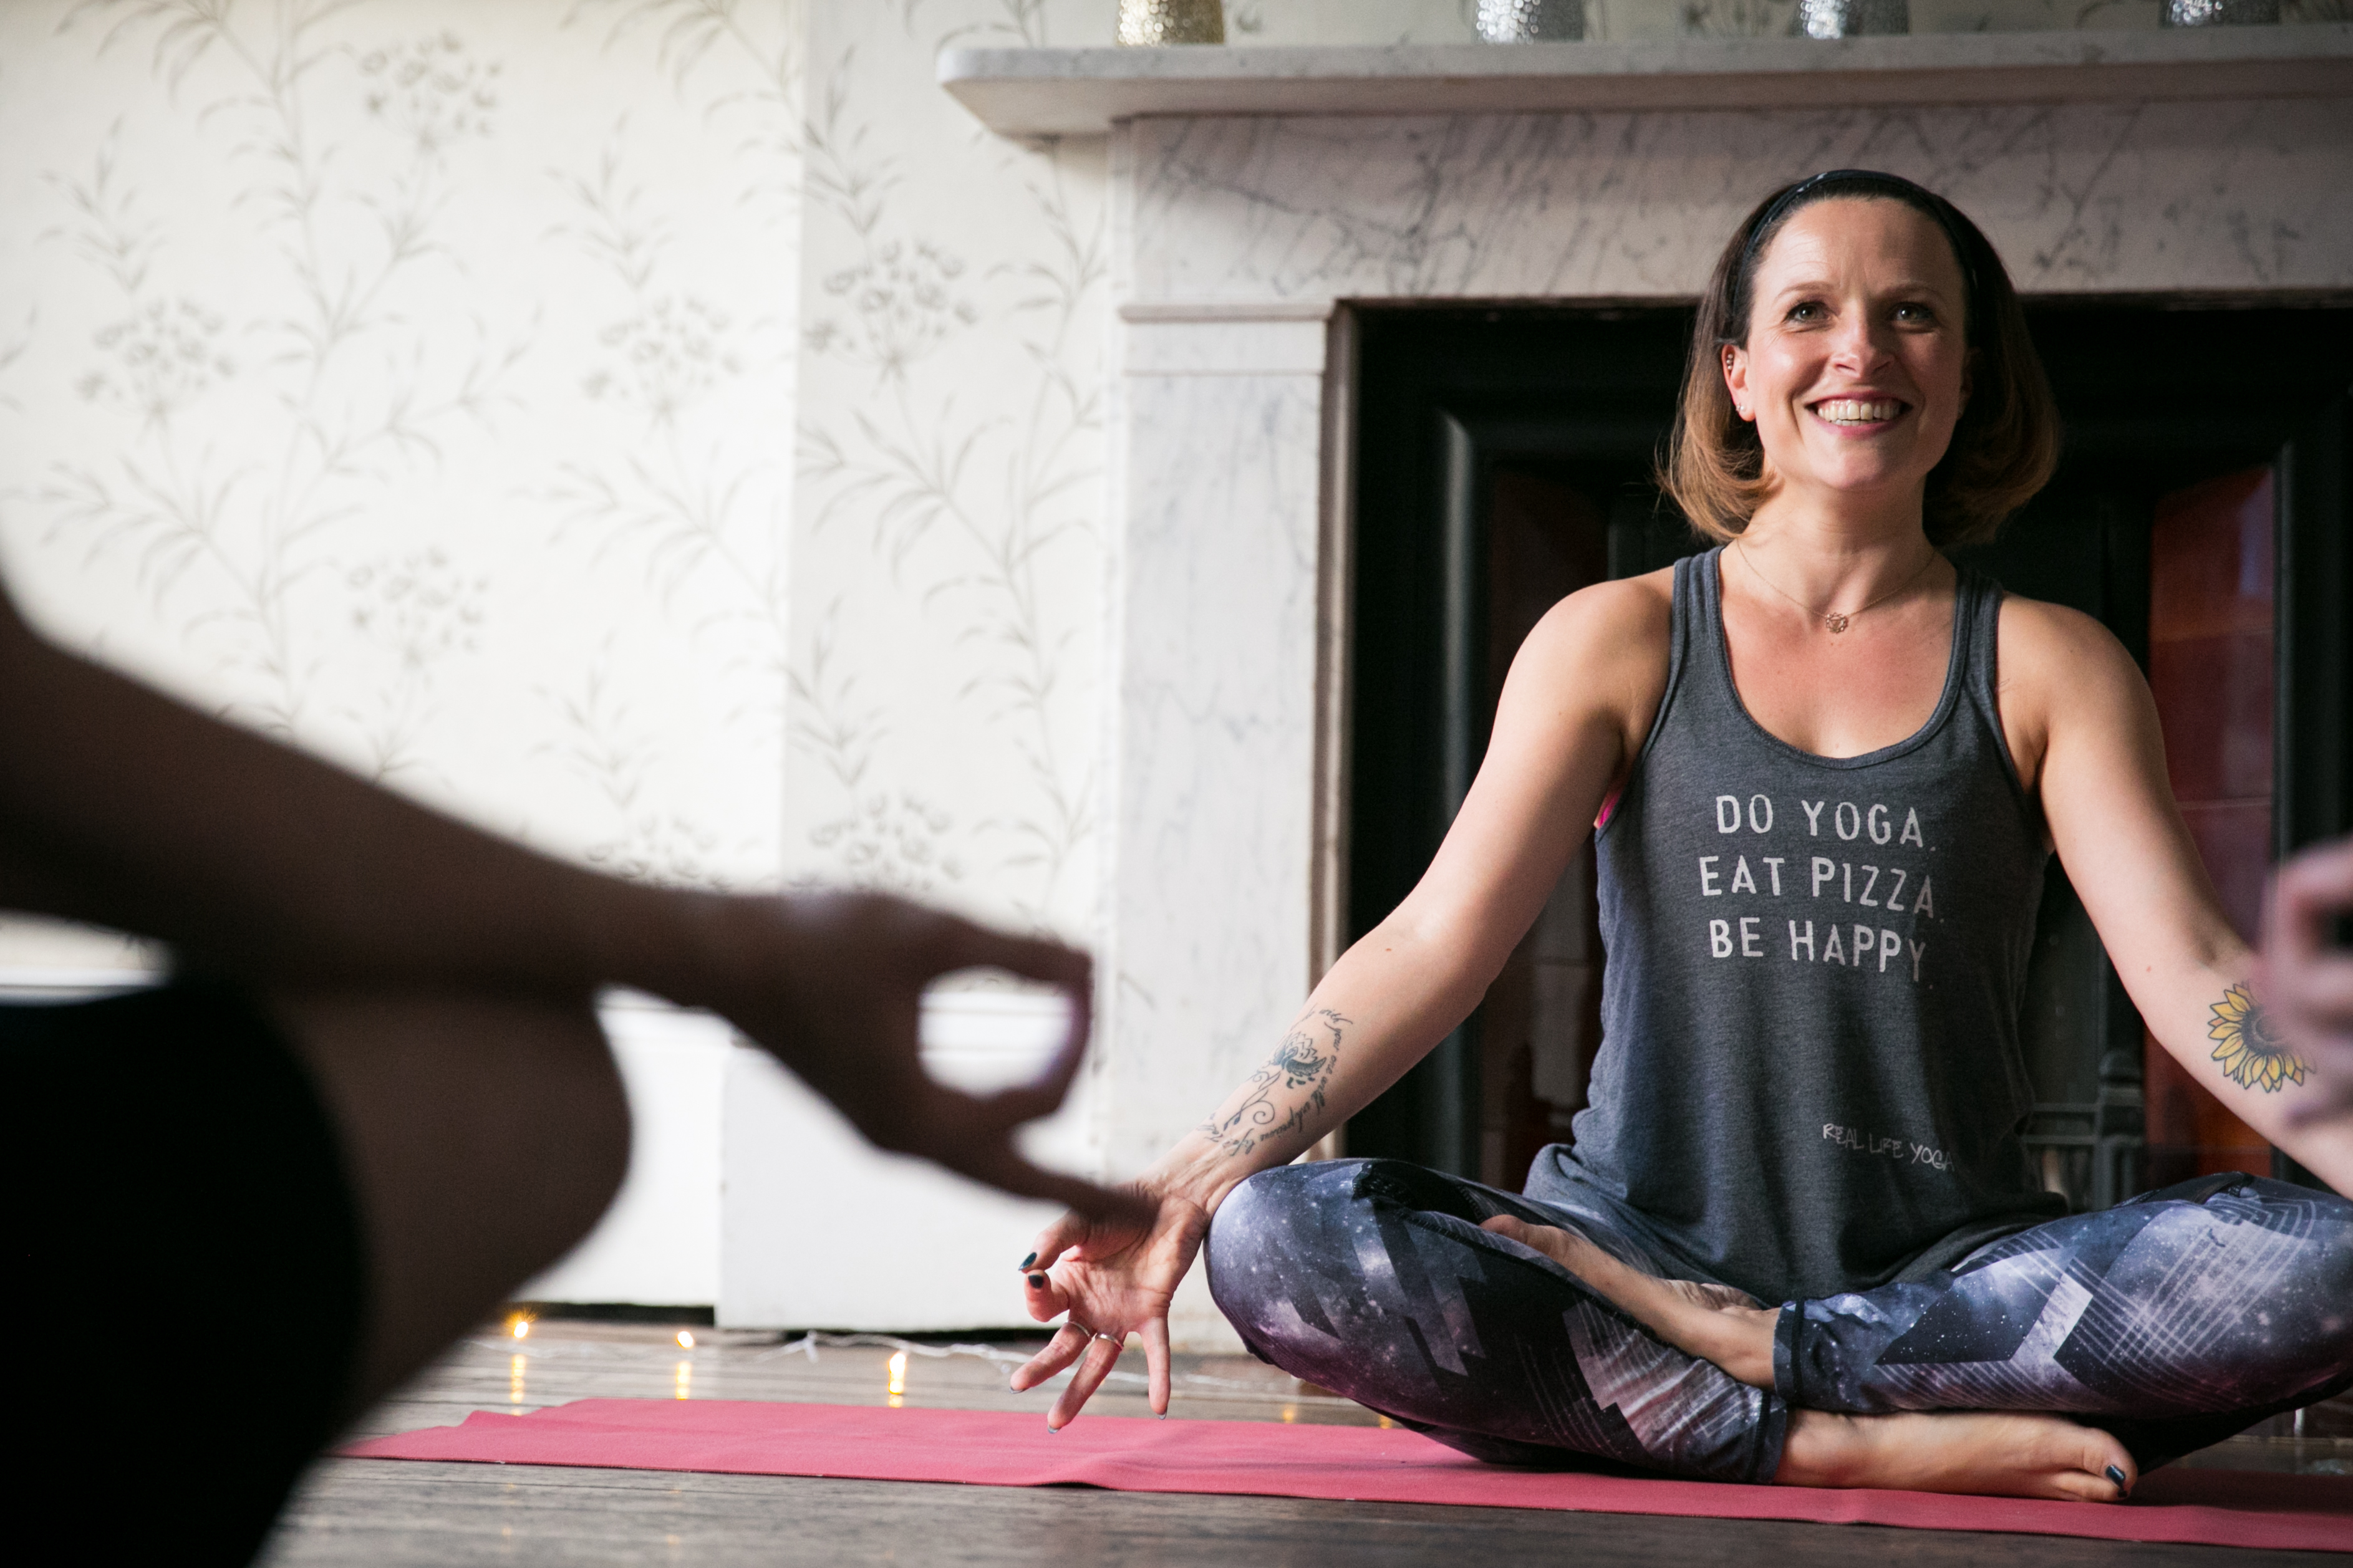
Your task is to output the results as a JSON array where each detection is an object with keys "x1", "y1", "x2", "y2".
[
  {"x1": 2207, "y1": 983, "x2": 2309, "y2": 1093},
  {"x1": 1196, "y1": 1009, "x2": 1350, "y2": 1158}
]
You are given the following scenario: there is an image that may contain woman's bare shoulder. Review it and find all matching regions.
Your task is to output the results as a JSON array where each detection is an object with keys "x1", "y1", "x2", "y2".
[
  {"x1": 1532, "y1": 568, "x2": 1673, "y2": 649},
  {"x1": 1994, "y1": 590, "x2": 2142, "y2": 698},
  {"x1": 1508, "y1": 567, "x2": 1674, "y2": 735},
  {"x1": 1991, "y1": 589, "x2": 2150, "y2": 786}
]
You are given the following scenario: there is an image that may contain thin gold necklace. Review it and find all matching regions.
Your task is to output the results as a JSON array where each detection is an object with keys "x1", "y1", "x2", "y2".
[{"x1": 1735, "y1": 538, "x2": 1939, "y2": 635}]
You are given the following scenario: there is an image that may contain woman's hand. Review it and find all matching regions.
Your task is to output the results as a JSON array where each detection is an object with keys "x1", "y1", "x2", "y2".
[
  {"x1": 703, "y1": 890, "x2": 1148, "y2": 1223},
  {"x1": 2263, "y1": 837, "x2": 2353, "y2": 1124},
  {"x1": 1008, "y1": 1183, "x2": 1211, "y2": 1427}
]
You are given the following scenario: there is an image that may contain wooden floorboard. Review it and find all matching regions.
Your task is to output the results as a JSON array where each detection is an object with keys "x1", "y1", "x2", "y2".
[{"x1": 256, "y1": 1320, "x2": 2351, "y2": 1567}]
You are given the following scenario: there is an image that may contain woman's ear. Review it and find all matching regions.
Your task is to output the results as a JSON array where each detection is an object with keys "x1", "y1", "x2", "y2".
[{"x1": 1723, "y1": 345, "x2": 1754, "y2": 422}]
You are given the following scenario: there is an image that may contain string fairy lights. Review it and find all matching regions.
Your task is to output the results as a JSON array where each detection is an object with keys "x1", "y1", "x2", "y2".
[{"x1": 468, "y1": 1327, "x2": 1359, "y2": 1416}]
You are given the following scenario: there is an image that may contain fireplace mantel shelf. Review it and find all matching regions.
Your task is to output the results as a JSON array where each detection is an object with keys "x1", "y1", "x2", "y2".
[{"x1": 940, "y1": 24, "x2": 2353, "y2": 135}]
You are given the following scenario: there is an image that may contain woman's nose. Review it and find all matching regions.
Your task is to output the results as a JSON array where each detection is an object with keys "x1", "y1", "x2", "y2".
[{"x1": 1827, "y1": 310, "x2": 1893, "y2": 372}]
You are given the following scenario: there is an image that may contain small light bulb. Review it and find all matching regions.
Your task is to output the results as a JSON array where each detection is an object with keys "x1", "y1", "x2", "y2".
[
  {"x1": 886, "y1": 1349, "x2": 908, "y2": 1397},
  {"x1": 676, "y1": 1329, "x2": 695, "y2": 1349},
  {"x1": 511, "y1": 1319, "x2": 530, "y2": 1340}
]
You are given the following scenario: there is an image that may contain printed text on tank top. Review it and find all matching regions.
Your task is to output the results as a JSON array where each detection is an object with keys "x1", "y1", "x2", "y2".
[
  {"x1": 1698, "y1": 544, "x2": 1968, "y2": 994},
  {"x1": 1553, "y1": 548, "x2": 2056, "y2": 1303}
]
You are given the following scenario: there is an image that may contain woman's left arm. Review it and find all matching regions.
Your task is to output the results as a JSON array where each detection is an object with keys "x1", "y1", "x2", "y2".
[{"x1": 2006, "y1": 599, "x2": 2351, "y2": 1194}]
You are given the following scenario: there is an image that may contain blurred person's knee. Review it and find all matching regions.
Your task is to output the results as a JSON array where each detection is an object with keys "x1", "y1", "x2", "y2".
[{"x1": 266, "y1": 986, "x2": 631, "y2": 1406}]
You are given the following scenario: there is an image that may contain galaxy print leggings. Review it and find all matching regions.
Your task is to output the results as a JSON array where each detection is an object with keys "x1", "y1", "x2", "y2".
[{"x1": 1203, "y1": 1159, "x2": 2353, "y2": 1481}]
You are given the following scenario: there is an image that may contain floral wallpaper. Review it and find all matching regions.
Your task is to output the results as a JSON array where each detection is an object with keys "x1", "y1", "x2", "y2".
[
  {"x1": 0, "y1": 0, "x2": 1153, "y2": 962},
  {"x1": 0, "y1": 0, "x2": 803, "y2": 976},
  {"x1": 780, "y1": 0, "x2": 1116, "y2": 938}
]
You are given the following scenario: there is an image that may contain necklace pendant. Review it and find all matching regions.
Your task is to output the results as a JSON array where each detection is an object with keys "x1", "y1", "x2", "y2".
[{"x1": 1824, "y1": 613, "x2": 1851, "y2": 634}]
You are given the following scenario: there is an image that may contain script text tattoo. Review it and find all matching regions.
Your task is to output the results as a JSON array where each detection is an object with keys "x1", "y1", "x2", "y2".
[{"x1": 1197, "y1": 1010, "x2": 1350, "y2": 1158}]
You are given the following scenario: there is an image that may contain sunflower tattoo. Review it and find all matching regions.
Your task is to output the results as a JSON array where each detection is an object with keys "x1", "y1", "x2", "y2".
[{"x1": 2207, "y1": 983, "x2": 2308, "y2": 1093}]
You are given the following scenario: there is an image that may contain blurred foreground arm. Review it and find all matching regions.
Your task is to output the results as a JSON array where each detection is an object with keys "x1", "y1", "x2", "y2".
[
  {"x1": 0, "y1": 585, "x2": 1133, "y2": 1218},
  {"x1": 2264, "y1": 837, "x2": 2353, "y2": 1125}
]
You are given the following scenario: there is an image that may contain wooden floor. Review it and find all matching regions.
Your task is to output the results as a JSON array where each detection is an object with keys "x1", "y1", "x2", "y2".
[{"x1": 259, "y1": 1319, "x2": 2351, "y2": 1567}]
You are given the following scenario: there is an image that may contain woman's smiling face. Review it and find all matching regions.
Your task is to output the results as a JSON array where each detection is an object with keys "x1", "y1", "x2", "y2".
[{"x1": 1725, "y1": 197, "x2": 1973, "y2": 516}]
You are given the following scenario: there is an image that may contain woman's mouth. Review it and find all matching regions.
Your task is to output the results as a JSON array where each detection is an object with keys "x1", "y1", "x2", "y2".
[{"x1": 1810, "y1": 398, "x2": 1906, "y2": 426}]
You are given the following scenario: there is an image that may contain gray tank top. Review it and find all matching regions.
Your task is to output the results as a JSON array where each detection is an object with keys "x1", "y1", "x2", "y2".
[{"x1": 1525, "y1": 547, "x2": 2066, "y2": 1306}]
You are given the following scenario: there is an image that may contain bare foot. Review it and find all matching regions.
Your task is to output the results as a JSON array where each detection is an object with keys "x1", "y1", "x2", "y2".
[
  {"x1": 1781, "y1": 1408, "x2": 2137, "y2": 1502},
  {"x1": 1482, "y1": 1214, "x2": 1778, "y2": 1386}
]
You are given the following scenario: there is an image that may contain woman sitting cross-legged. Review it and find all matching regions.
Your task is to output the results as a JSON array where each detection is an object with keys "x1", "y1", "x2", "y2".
[{"x1": 1008, "y1": 170, "x2": 2353, "y2": 1501}]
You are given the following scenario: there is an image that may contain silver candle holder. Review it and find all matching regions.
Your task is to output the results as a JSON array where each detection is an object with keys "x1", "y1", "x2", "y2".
[
  {"x1": 2161, "y1": 0, "x2": 2280, "y2": 22},
  {"x1": 1796, "y1": 0, "x2": 1910, "y2": 35},
  {"x1": 1476, "y1": 0, "x2": 1588, "y2": 41},
  {"x1": 1116, "y1": 0, "x2": 1225, "y2": 45}
]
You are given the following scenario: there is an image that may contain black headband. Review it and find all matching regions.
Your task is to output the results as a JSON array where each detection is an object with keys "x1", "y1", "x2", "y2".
[{"x1": 1732, "y1": 169, "x2": 1983, "y2": 341}]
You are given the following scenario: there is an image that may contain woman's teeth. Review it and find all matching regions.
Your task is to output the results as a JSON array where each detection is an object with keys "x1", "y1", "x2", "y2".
[{"x1": 1814, "y1": 399, "x2": 1902, "y2": 425}]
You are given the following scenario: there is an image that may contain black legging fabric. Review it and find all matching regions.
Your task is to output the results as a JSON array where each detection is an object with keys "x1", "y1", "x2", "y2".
[{"x1": 1204, "y1": 1158, "x2": 2353, "y2": 1480}]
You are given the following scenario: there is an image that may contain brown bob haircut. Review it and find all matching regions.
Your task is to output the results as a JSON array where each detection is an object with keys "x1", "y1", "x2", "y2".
[{"x1": 1661, "y1": 170, "x2": 2061, "y2": 550}]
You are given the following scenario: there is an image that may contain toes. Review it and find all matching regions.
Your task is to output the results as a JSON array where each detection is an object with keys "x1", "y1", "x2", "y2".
[
  {"x1": 2084, "y1": 1431, "x2": 2136, "y2": 1500},
  {"x1": 2044, "y1": 1425, "x2": 2135, "y2": 1503}
]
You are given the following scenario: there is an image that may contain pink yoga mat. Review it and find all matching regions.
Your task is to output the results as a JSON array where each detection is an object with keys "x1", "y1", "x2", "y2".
[{"x1": 342, "y1": 1399, "x2": 2353, "y2": 1552}]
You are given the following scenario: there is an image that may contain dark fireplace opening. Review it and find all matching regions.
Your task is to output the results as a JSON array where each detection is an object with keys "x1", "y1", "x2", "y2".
[{"x1": 1340, "y1": 301, "x2": 2352, "y2": 1211}]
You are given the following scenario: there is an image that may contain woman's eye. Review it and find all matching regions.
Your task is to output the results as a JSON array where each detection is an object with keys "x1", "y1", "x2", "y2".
[
  {"x1": 1893, "y1": 302, "x2": 1937, "y2": 324},
  {"x1": 1785, "y1": 302, "x2": 1823, "y2": 323}
]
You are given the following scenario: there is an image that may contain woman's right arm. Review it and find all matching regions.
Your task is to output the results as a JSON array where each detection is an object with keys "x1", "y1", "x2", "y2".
[{"x1": 1010, "y1": 573, "x2": 1671, "y2": 1426}]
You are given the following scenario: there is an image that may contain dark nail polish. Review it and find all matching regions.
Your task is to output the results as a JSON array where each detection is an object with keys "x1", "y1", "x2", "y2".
[
  {"x1": 2105, "y1": 1465, "x2": 2128, "y2": 1491},
  {"x1": 1020, "y1": 1252, "x2": 1037, "y2": 1269},
  {"x1": 1028, "y1": 1273, "x2": 1046, "y2": 1288}
]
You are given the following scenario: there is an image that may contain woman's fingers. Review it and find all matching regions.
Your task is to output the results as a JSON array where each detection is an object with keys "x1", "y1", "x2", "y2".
[
  {"x1": 2264, "y1": 841, "x2": 2353, "y2": 1120},
  {"x1": 1020, "y1": 1264, "x2": 1070, "y2": 1324},
  {"x1": 1008, "y1": 1322, "x2": 1090, "y2": 1393},
  {"x1": 930, "y1": 914, "x2": 1093, "y2": 1002},
  {"x1": 2275, "y1": 839, "x2": 2353, "y2": 953},
  {"x1": 1022, "y1": 1211, "x2": 1088, "y2": 1276},
  {"x1": 914, "y1": 1095, "x2": 1149, "y2": 1226},
  {"x1": 923, "y1": 914, "x2": 1095, "y2": 1122},
  {"x1": 2268, "y1": 843, "x2": 2353, "y2": 1005},
  {"x1": 987, "y1": 977, "x2": 1093, "y2": 1128},
  {"x1": 1047, "y1": 1330, "x2": 1128, "y2": 1430},
  {"x1": 1481, "y1": 1214, "x2": 1555, "y2": 1258},
  {"x1": 1142, "y1": 1314, "x2": 1172, "y2": 1417},
  {"x1": 958, "y1": 1144, "x2": 1151, "y2": 1226}
]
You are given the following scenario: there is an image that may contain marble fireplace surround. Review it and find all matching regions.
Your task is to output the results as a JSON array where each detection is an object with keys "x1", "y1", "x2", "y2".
[{"x1": 944, "y1": 32, "x2": 2352, "y2": 1345}]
